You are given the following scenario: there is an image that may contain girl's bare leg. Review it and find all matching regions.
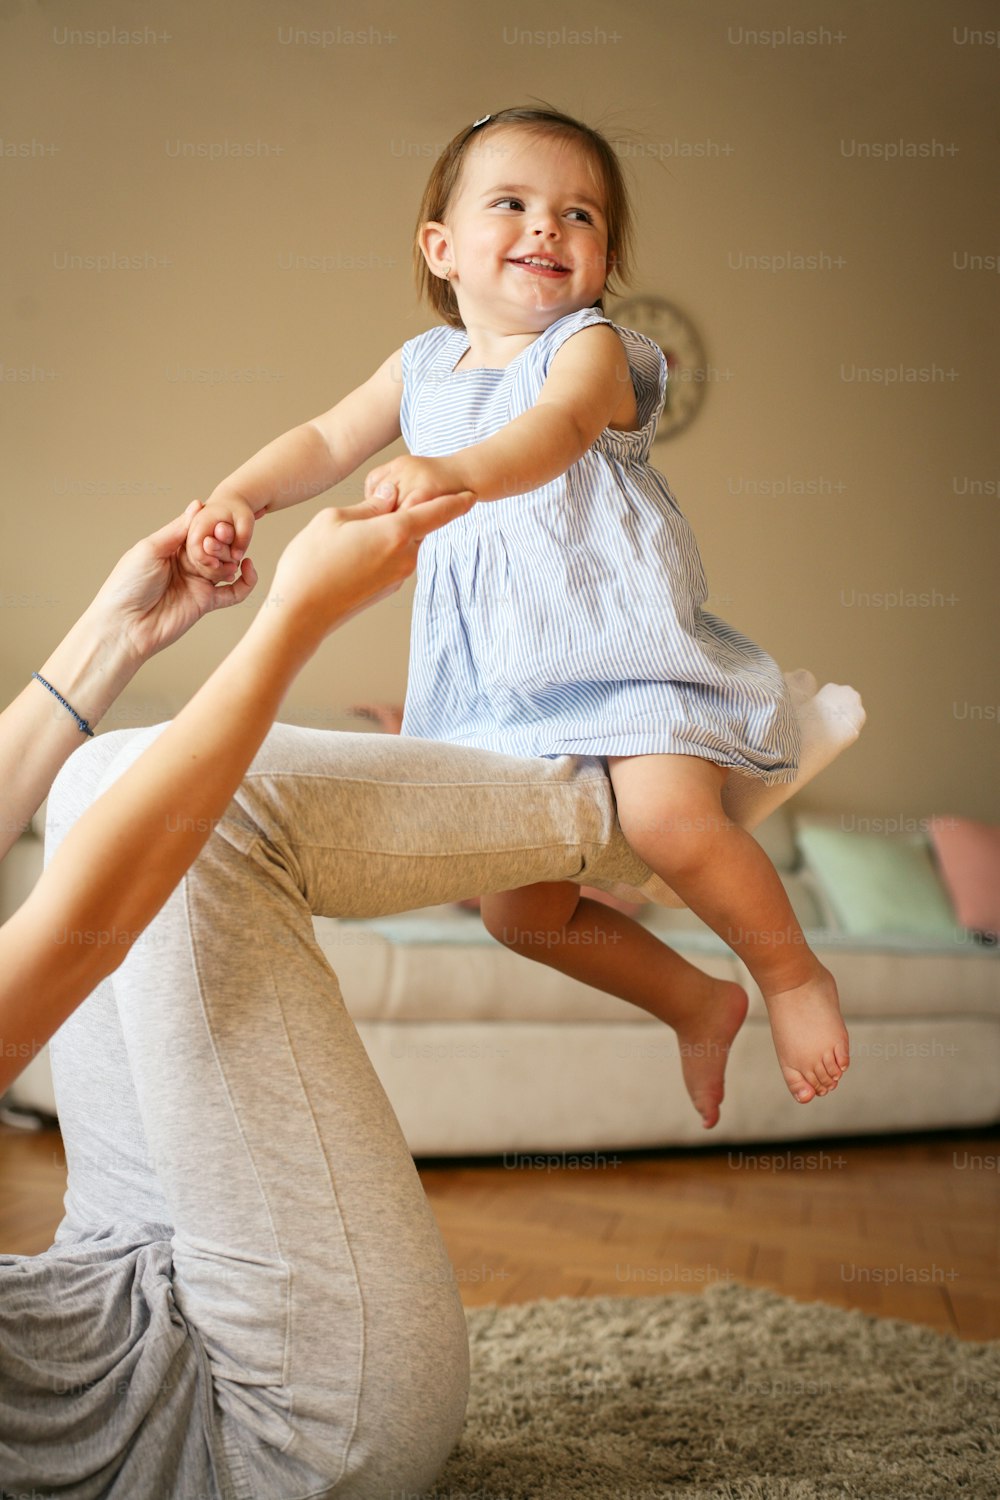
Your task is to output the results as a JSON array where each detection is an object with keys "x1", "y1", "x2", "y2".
[
  {"x1": 480, "y1": 882, "x2": 748, "y2": 1129},
  {"x1": 607, "y1": 753, "x2": 850, "y2": 1106}
]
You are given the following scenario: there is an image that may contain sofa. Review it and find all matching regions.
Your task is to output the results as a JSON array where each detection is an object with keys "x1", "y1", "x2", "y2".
[
  {"x1": 315, "y1": 805, "x2": 1000, "y2": 1152},
  {"x1": 4, "y1": 702, "x2": 998, "y2": 1154}
]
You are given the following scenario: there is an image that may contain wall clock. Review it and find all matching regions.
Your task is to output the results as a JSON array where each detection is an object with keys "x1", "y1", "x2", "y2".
[{"x1": 610, "y1": 296, "x2": 708, "y2": 440}]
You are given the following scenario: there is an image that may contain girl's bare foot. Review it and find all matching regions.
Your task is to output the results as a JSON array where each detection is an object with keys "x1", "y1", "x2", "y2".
[
  {"x1": 764, "y1": 961, "x2": 850, "y2": 1104},
  {"x1": 482, "y1": 885, "x2": 750, "y2": 1131},
  {"x1": 671, "y1": 975, "x2": 749, "y2": 1130}
]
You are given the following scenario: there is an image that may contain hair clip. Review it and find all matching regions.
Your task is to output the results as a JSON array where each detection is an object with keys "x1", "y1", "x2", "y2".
[{"x1": 470, "y1": 114, "x2": 492, "y2": 130}]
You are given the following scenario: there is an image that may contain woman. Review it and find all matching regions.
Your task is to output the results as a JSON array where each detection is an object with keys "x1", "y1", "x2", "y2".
[
  {"x1": 0, "y1": 491, "x2": 858, "y2": 1498},
  {"x1": 0, "y1": 487, "x2": 665, "y2": 1499},
  {"x1": 0, "y1": 491, "x2": 470, "y2": 1087}
]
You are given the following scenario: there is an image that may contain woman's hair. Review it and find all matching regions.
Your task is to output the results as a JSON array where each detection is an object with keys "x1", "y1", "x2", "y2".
[{"x1": 413, "y1": 106, "x2": 635, "y2": 329}]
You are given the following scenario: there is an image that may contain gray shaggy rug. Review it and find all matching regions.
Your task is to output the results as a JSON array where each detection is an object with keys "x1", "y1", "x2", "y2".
[{"x1": 433, "y1": 1282, "x2": 998, "y2": 1499}]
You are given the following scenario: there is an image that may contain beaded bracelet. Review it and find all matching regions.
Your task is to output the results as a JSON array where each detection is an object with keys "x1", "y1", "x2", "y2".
[{"x1": 31, "y1": 671, "x2": 95, "y2": 738}]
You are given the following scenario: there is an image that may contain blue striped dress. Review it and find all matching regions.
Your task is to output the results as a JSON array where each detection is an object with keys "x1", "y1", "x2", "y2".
[{"x1": 399, "y1": 304, "x2": 800, "y2": 782}]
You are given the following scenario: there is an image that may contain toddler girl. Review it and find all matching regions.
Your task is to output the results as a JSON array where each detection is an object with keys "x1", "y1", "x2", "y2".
[{"x1": 188, "y1": 106, "x2": 849, "y2": 1128}]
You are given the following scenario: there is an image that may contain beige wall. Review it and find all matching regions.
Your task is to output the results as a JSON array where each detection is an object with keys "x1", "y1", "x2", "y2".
[{"x1": 2, "y1": 0, "x2": 997, "y2": 822}]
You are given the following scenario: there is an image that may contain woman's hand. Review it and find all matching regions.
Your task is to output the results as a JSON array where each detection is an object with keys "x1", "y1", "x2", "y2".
[
  {"x1": 363, "y1": 455, "x2": 470, "y2": 511},
  {"x1": 0, "y1": 502, "x2": 257, "y2": 866},
  {"x1": 264, "y1": 487, "x2": 476, "y2": 647},
  {"x1": 86, "y1": 500, "x2": 258, "y2": 668}
]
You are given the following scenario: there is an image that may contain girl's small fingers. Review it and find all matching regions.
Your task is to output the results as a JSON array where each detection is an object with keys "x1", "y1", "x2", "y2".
[
  {"x1": 234, "y1": 507, "x2": 256, "y2": 541},
  {"x1": 365, "y1": 467, "x2": 390, "y2": 500}
]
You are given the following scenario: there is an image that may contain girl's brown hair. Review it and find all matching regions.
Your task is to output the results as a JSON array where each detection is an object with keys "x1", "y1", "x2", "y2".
[{"x1": 413, "y1": 106, "x2": 635, "y2": 329}]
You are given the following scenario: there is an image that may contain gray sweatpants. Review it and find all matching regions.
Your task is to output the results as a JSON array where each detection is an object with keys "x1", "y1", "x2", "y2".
[{"x1": 10, "y1": 723, "x2": 656, "y2": 1500}]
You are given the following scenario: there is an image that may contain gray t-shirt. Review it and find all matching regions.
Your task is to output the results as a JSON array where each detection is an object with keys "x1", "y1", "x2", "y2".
[{"x1": 0, "y1": 980, "x2": 232, "y2": 1499}]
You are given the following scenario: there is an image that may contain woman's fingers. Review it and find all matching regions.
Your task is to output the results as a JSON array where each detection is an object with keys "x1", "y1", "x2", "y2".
[
  {"x1": 143, "y1": 499, "x2": 204, "y2": 558},
  {"x1": 208, "y1": 557, "x2": 258, "y2": 607},
  {"x1": 397, "y1": 490, "x2": 476, "y2": 539},
  {"x1": 340, "y1": 488, "x2": 474, "y2": 534},
  {"x1": 265, "y1": 489, "x2": 476, "y2": 644},
  {"x1": 345, "y1": 485, "x2": 473, "y2": 532}
]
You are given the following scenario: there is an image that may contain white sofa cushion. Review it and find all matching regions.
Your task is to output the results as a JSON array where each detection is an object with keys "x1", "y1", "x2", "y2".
[{"x1": 315, "y1": 904, "x2": 1000, "y2": 1026}]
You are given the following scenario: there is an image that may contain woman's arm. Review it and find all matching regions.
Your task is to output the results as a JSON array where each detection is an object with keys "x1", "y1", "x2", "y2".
[
  {"x1": 363, "y1": 324, "x2": 633, "y2": 506},
  {"x1": 0, "y1": 489, "x2": 473, "y2": 1096},
  {"x1": 0, "y1": 501, "x2": 257, "y2": 865}
]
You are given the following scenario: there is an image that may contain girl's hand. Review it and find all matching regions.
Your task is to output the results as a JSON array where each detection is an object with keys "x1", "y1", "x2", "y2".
[
  {"x1": 86, "y1": 500, "x2": 258, "y2": 667},
  {"x1": 185, "y1": 494, "x2": 259, "y2": 579},
  {"x1": 364, "y1": 455, "x2": 471, "y2": 510}
]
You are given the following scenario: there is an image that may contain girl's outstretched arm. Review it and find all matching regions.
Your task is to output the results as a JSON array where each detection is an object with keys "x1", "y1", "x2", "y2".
[
  {"x1": 187, "y1": 346, "x2": 406, "y2": 576},
  {"x1": 0, "y1": 489, "x2": 474, "y2": 1096},
  {"x1": 364, "y1": 323, "x2": 635, "y2": 506}
]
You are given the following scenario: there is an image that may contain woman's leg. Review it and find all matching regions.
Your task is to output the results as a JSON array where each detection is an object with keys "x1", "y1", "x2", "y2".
[
  {"x1": 45, "y1": 729, "x2": 177, "y2": 1240},
  {"x1": 52, "y1": 724, "x2": 648, "y2": 1498}
]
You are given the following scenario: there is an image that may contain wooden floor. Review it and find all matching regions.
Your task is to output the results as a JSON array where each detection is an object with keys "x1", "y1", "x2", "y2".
[{"x1": 2, "y1": 1121, "x2": 997, "y2": 1340}]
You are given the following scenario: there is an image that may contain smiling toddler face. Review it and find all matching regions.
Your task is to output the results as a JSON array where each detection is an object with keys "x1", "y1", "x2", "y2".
[{"x1": 431, "y1": 127, "x2": 614, "y2": 332}]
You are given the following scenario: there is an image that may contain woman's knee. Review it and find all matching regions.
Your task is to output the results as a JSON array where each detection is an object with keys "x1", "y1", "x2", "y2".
[
  {"x1": 341, "y1": 1284, "x2": 470, "y2": 1496},
  {"x1": 397, "y1": 1307, "x2": 470, "y2": 1492},
  {"x1": 45, "y1": 729, "x2": 143, "y2": 854}
]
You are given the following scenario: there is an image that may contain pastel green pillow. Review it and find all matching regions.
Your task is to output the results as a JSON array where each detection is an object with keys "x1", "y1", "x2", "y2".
[{"x1": 794, "y1": 820, "x2": 958, "y2": 938}]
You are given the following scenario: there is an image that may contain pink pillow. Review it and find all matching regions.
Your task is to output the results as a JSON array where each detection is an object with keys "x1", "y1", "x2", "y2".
[{"x1": 928, "y1": 815, "x2": 1000, "y2": 938}]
